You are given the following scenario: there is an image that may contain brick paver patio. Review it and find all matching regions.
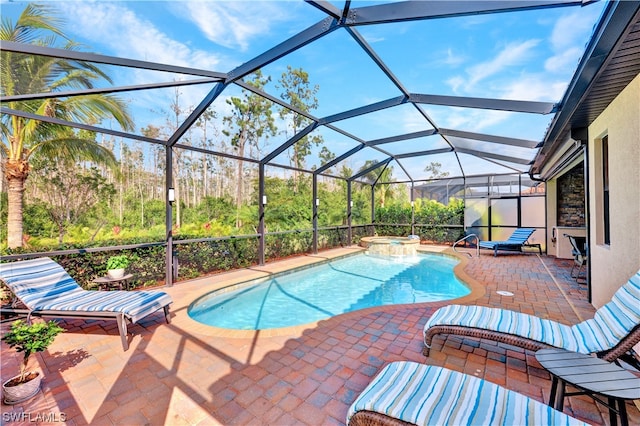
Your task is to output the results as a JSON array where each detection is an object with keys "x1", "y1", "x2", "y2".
[{"x1": 1, "y1": 247, "x2": 638, "y2": 425}]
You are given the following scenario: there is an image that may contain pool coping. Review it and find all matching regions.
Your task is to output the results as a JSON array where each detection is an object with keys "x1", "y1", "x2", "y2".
[{"x1": 163, "y1": 245, "x2": 485, "y2": 339}]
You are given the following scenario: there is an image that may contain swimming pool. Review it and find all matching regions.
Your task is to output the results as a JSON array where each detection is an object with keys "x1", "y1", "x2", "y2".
[{"x1": 188, "y1": 253, "x2": 470, "y2": 330}]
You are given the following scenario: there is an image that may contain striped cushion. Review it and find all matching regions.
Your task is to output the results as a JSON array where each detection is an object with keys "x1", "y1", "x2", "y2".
[
  {"x1": 478, "y1": 228, "x2": 535, "y2": 249},
  {"x1": 424, "y1": 269, "x2": 640, "y2": 354},
  {"x1": 423, "y1": 305, "x2": 580, "y2": 351},
  {"x1": 571, "y1": 270, "x2": 640, "y2": 353},
  {"x1": 347, "y1": 362, "x2": 587, "y2": 426},
  {"x1": 0, "y1": 257, "x2": 172, "y2": 324}
]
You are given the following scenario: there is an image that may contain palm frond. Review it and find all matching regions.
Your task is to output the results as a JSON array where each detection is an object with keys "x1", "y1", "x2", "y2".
[
  {"x1": 0, "y1": 4, "x2": 67, "y2": 44},
  {"x1": 35, "y1": 137, "x2": 119, "y2": 171}
]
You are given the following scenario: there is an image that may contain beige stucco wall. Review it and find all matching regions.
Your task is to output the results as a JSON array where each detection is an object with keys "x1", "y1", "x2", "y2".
[{"x1": 587, "y1": 73, "x2": 640, "y2": 308}]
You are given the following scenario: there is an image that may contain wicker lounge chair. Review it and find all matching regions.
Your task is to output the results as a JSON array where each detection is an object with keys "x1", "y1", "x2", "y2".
[
  {"x1": 478, "y1": 227, "x2": 541, "y2": 256},
  {"x1": 0, "y1": 257, "x2": 173, "y2": 351},
  {"x1": 347, "y1": 361, "x2": 588, "y2": 426},
  {"x1": 423, "y1": 269, "x2": 640, "y2": 363}
]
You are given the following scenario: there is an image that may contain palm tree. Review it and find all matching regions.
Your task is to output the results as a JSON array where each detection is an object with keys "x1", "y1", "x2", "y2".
[{"x1": 1, "y1": 4, "x2": 134, "y2": 248}]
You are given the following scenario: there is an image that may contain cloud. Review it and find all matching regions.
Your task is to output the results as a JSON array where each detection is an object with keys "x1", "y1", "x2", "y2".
[
  {"x1": 444, "y1": 109, "x2": 509, "y2": 133},
  {"x1": 549, "y1": 10, "x2": 596, "y2": 51},
  {"x1": 545, "y1": 46, "x2": 584, "y2": 73},
  {"x1": 441, "y1": 48, "x2": 465, "y2": 67},
  {"x1": 544, "y1": 8, "x2": 602, "y2": 74},
  {"x1": 502, "y1": 75, "x2": 567, "y2": 102},
  {"x1": 57, "y1": 2, "x2": 223, "y2": 71},
  {"x1": 49, "y1": 2, "x2": 241, "y2": 133},
  {"x1": 466, "y1": 39, "x2": 540, "y2": 89},
  {"x1": 446, "y1": 76, "x2": 465, "y2": 95},
  {"x1": 183, "y1": 1, "x2": 287, "y2": 51}
]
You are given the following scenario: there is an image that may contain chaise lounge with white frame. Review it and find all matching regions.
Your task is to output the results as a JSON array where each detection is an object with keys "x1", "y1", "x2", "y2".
[{"x1": 0, "y1": 257, "x2": 173, "y2": 351}]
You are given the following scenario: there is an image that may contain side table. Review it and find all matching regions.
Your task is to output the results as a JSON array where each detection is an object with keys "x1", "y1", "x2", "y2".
[
  {"x1": 92, "y1": 273, "x2": 134, "y2": 291},
  {"x1": 536, "y1": 348, "x2": 640, "y2": 426}
]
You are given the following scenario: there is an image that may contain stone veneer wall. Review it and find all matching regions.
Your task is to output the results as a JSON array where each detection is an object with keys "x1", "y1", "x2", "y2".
[{"x1": 557, "y1": 164, "x2": 585, "y2": 227}]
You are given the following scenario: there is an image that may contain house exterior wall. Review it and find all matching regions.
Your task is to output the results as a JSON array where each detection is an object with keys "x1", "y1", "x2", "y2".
[{"x1": 587, "y1": 73, "x2": 640, "y2": 308}]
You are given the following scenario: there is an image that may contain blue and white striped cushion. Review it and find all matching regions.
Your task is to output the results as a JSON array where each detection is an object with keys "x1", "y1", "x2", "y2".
[
  {"x1": 478, "y1": 228, "x2": 535, "y2": 249},
  {"x1": 347, "y1": 362, "x2": 587, "y2": 426},
  {"x1": 571, "y1": 270, "x2": 640, "y2": 353},
  {"x1": 0, "y1": 257, "x2": 172, "y2": 324},
  {"x1": 424, "y1": 269, "x2": 640, "y2": 354},
  {"x1": 423, "y1": 305, "x2": 579, "y2": 351},
  {"x1": 0, "y1": 257, "x2": 85, "y2": 306}
]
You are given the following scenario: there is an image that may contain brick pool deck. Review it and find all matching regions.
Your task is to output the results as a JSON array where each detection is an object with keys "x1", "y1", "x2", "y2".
[{"x1": 1, "y1": 246, "x2": 638, "y2": 425}]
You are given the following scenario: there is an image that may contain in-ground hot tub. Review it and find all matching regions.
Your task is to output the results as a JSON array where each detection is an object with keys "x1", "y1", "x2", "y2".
[{"x1": 360, "y1": 236, "x2": 420, "y2": 257}]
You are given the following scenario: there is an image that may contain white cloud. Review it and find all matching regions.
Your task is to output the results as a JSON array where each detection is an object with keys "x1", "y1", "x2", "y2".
[
  {"x1": 444, "y1": 109, "x2": 510, "y2": 133},
  {"x1": 57, "y1": 2, "x2": 222, "y2": 71},
  {"x1": 544, "y1": 7, "x2": 603, "y2": 74},
  {"x1": 545, "y1": 46, "x2": 583, "y2": 73},
  {"x1": 183, "y1": 1, "x2": 287, "y2": 51},
  {"x1": 502, "y1": 75, "x2": 567, "y2": 102},
  {"x1": 549, "y1": 10, "x2": 595, "y2": 51},
  {"x1": 466, "y1": 39, "x2": 540, "y2": 89},
  {"x1": 441, "y1": 48, "x2": 465, "y2": 67},
  {"x1": 446, "y1": 76, "x2": 465, "y2": 95}
]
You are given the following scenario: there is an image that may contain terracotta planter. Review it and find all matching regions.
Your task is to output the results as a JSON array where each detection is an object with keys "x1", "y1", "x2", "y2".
[
  {"x1": 107, "y1": 268, "x2": 125, "y2": 279},
  {"x1": 2, "y1": 372, "x2": 42, "y2": 404}
]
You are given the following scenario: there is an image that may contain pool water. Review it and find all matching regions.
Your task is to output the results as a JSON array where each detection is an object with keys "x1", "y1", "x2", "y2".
[{"x1": 188, "y1": 253, "x2": 470, "y2": 330}]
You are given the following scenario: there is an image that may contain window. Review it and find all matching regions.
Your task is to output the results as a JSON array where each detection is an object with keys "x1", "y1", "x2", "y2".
[{"x1": 602, "y1": 135, "x2": 610, "y2": 245}]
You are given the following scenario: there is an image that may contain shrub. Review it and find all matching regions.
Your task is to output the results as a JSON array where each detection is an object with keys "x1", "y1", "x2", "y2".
[
  {"x1": 2, "y1": 320, "x2": 64, "y2": 384},
  {"x1": 106, "y1": 254, "x2": 131, "y2": 270}
]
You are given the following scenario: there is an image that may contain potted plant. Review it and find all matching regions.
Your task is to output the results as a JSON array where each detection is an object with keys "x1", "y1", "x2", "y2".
[
  {"x1": 106, "y1": 254, "x2": 130, "y2": 279},
  {"x1": 2, "y1": 320, "x2": 64, "y2": 404}
]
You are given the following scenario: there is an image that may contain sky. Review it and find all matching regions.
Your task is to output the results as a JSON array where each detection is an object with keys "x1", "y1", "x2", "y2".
[{"x1": 2, "y1": 0, "x2": 608, "y2": 182}]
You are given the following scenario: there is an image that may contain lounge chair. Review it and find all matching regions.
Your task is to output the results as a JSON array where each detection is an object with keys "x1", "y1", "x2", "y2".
[
  {"x1": 423, "y1": 269, "x2": 640, "y2": 363},
  {"x1": 0, "y1": 257, "x2": 173, "y2": 351},
  {"x1": 347, "y1": 361, "x2": 588, "y2": 426},
  {"x1": 478, "y1": 227, "x2": 541, "y2": 256}
]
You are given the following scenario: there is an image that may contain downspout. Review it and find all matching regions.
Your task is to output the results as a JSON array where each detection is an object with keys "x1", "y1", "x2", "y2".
[{"x1": 583, "y1": 142, "x2": 591, "y2": 303}]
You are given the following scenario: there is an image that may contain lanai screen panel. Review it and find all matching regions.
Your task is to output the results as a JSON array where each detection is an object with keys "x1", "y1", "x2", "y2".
[
  {"x1": 352, "y1": 3, "x2": 604, "y2": 100},
  {"x1": 256, "y1": 27, "x2": 404, "y2": 119}
]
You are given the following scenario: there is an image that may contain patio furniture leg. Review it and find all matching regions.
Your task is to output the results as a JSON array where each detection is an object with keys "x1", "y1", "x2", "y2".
[
  {"x1": 549, "y1": 376, "x2": 559, "y2": 408},
  {"x1": 556, "y1": 380, "x2": 566, "y2": 411},
  {"x1": 164, "y1": 305, "x2": 171, "y2": 323},
  {"x1": 116, "y1": 314, "x2": 129, "y2": 351},
  {"x1": 611, "y1": 396, "x2": 629, "y2": 426}
]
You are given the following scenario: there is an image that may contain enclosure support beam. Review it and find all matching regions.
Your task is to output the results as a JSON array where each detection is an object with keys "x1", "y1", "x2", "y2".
[
  {"x1": 258, "y1": 164, "x2": 266, "y2": 266},
  {"x1": 347, "y1": 181, "x2": 353, "y2": 246},
  {"x1": 370, "y1": 185, "x2": 376, "y2": 234},
  {"x1": 312, "y1": 176, "x2": 319, "y2": 254},
  {"x1": 165, "y1": 147, "x2": 174, "y2": 286},
  {"x1": 347, "y1": 1, "x2": 586, "y2": 26},
  {"x1": 411, "y1": 183, "x2": 415, "y2": 236}
]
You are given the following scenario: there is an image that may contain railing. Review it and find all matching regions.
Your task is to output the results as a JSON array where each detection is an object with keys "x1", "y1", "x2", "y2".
[
  {"x1": 2, "y1": 223, "x2": 466, "y2": 289},
  {"x1": 372, "y1": 223, "x2": 464, "y2": 244},
  {"x1": 453, "y1": 234, "x2": 479, "y2": 258}
]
